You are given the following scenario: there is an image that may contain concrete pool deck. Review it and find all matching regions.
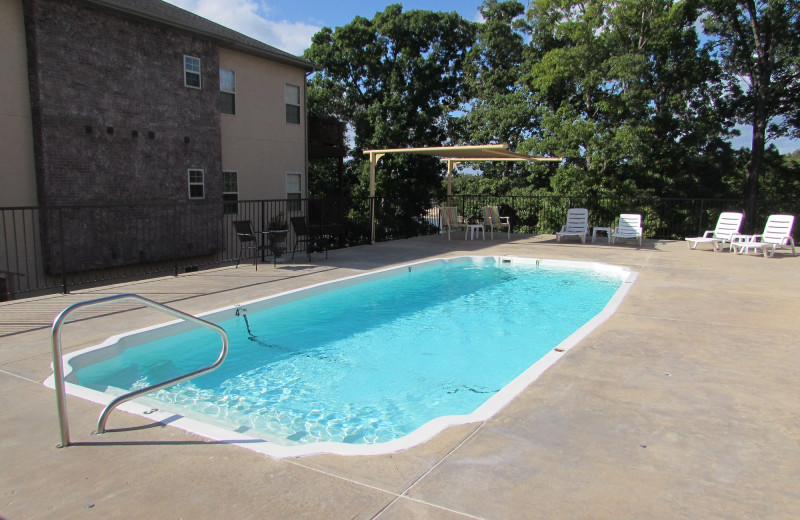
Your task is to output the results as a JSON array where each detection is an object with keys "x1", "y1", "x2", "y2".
[{"x1": 1, "y1": 234, "x2": 799, "y2": 519}]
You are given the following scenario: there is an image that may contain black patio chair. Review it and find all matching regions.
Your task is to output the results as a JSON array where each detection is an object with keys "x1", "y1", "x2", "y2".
[
  {"x1": 232, "y1": 220, "x2": 269, "y2": 270},
  {"x1": 290, "y1": 217, "x2": 328, "y2": 261}
]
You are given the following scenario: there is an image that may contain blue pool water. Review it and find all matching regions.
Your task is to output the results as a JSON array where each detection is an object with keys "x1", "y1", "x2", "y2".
[{"x1": 72, "y1": 258, "x2": 624, "y2": 446}]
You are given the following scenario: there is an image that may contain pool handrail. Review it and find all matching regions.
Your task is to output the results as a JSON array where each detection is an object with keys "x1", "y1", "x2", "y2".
[{"x1": 50, "y1": 293, "x2": 229, "y2": 447}]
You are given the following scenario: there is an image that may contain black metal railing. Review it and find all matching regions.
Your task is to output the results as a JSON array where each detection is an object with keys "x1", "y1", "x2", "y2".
[
  {"x1": 439, "y1": 195, "x2": 757, "y2": 238},
  {"x1": 1, "y1": 195, "x2": 797, "y2": 300}
]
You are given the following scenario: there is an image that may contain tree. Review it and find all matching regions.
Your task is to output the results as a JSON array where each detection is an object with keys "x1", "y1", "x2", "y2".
[
  {"x1": 304, "y1": 5, "x2": 476, "y2": 237},
  {"x1": 702, "y1": 0, "x2": 800, "y2": 231},
  {"x1": 305, "y1": 5, "x2": 475, "y2": 152},
  {"x1": 460, "y1": 1, "x2": 531, "y2": 148},
  {"x1": 455, "y1": 1, "x2": 548, "y2": 184},
  {"x1": 521, "y1": 0, "x2": 731, "y2": 201}
]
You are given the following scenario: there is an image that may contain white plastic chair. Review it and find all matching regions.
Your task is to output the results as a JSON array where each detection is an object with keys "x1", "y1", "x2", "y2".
[
  {"x1": 685, "y1": 212, "x2": 743, "y2": 252},
  {"x1": 732, "y1": 214, "x2": 796, "y2": 258},
  {"x1": 556, "y1": 208, "x2": 589, "y2": 243},
  {"x1": 611, "y1": 214, "x2": 643, "y2": 247}
]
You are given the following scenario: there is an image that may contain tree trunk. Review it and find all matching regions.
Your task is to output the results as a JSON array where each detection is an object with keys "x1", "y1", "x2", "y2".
[
  {"x1": 744, "y1": 74, "x2": 768, "y2": 233},
  {"x1": 743, "y1": 122, "x2": 764, "y2": 234},
  {"x1": 742, "y1": 3, "x2": 772, "y2": 235}
]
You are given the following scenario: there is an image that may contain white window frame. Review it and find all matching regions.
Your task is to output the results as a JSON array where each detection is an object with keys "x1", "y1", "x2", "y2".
[
  {"x1": 188, "y1": 169, "x2": 205, "y2": 199},
  {"x1": 220, "y1": 68, "x2": 235, "y2": 115},
  {"x1": 285, "y1": 84, "x2": 301, "y2": 125},
  {"x1": 223, "y1": 170, "x2": 238, "y2": 213},
  {"x1": 184, "y1": 55, "x2": 201, "y2": 89},
  {"x1": 286, "y1": 172, "x2": 302, "y2": 211}
]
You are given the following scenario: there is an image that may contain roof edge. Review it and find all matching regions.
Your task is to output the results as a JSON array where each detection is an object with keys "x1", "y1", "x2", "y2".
[{"x1": 83, "y1": 0, "x2": 318, "y2": 72}]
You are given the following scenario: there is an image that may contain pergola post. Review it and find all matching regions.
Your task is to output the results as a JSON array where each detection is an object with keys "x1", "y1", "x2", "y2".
[
  {"x1": 445, "y1": 159, "x2": 460, "y2": 207},
  {"x1": 368, "y1": 152, "x2": 385, "y2": 244}
]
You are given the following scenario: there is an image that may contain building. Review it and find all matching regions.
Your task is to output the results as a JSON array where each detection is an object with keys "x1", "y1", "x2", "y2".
[{"x1": 0, "y1": 0, "x2": 316, "y2": 278}]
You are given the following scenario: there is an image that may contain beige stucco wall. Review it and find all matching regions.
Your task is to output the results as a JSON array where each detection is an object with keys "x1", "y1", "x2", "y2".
[
  {"x1": 219, "y1": 48, "x2": 307, "y2": 202},
  {"x1": 0, "y1": 0, "x2": 38, "y2": 208}
]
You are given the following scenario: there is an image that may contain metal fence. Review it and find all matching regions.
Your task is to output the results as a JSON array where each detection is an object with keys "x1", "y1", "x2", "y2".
[{"x1": 2, "y1": 195, "x2": 797, "y2": 300}]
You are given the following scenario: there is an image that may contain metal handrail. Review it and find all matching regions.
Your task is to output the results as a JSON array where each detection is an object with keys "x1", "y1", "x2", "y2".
[{"x1": 51, "y1": 293, "x2": 229, "y2": 447}]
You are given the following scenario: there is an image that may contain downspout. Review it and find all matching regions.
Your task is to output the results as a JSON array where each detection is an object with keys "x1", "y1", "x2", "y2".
[{"x1": 304, "y1": 70, "x2": 312, "y2": 204}]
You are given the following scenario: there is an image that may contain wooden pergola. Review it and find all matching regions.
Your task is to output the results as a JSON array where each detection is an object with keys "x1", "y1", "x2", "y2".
[{"x1": 362, "y1": 144, "x2": 563, "y2": 243}]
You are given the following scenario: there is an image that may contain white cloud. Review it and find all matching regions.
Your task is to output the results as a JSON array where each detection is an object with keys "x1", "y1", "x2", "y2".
[{"x1": 164, "y1": 0, "x2": 320, "y2": 55}]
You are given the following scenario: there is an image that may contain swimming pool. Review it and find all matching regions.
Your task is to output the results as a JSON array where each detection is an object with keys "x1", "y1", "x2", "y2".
[{"x1": 49, "y1": 256, "x2": 635, "y2": 457}]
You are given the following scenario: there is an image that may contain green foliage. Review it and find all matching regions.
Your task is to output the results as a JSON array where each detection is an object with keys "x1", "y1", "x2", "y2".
[
  {"x1": 521, "y1": 0, "x2": 734, "y2": 199},
  {"x1": 305, "y1": 5, "x2": 475, "y2": 236},
  {"x1": 304, "y1": 0, "x2": 798, "y2": 236},
  {"x1": 702, "y1": 0, "x2": 800, "y2": 230},
  {"x1": 459, "y1": 1, "x2": 533, "y2": 148},
  {"x1": 758, "y1": 146, "x2": 800, "y2": 202},
  {"x1": 305, "y1": 5, "x2": 476, "y2": 152},
  {"x1": 307, "y1": 157, "x2": 344, "y2": 198}
]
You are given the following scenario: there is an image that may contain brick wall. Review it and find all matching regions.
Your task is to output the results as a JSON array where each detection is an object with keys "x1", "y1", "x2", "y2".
[{"x1": 24, "y1": 0, "x2": 224, "y2": 271}]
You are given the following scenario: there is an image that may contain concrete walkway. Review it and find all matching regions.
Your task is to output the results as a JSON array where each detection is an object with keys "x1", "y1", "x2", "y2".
[{"x1": 1, "y1": 234, "x2": 799, "y2": 519}]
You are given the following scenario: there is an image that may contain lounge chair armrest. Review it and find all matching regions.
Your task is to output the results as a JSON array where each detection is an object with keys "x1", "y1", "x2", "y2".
[{"x1": 702, "y1": 230, "x2": 714, "y2": 238}]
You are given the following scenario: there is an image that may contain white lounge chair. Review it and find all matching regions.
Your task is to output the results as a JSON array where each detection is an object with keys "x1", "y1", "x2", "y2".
[
  {"x1": 556, "y1": 208, "x2": 589, "y2": 243},
  {"x1": 440, "y1": 206, "x2": 468, "y2": 240},
  {"x1": 732, "y1": 214, "x2": 796, "y2": 258},
  {"x1": 482, "y1": 206, "x2": 511, "y2": 239},
  {"x1": 611, "y1": 213, "x2": 643, "y2": 247},
  {"x1": 685, "y1": 212, "x2": 743, "y2": 252}
]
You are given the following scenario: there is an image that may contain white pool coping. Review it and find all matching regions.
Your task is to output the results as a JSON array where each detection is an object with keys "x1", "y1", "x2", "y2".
[{"x1": 44, "y1": 256, "x2": 637, "y2": 458}]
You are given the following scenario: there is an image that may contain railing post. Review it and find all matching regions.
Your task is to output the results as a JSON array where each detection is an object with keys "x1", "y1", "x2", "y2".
[
  {"x1": 51, "y1": 308, "x2": 71, "y2": 447},
  {"x1": 370, "y1": 196, "x2": 376, "y2": 245},
  {"x1": 699, "y1": 199, "x2": 706, "y2": 236},
  {"x1": 58, "y1": 208, "x2": 68, "y2": 294},
  {"x1": 260, "y1": 200, "x2": 267, "y2": 261},
  {"x1": 173, "y1": 205, "x2": 179, "y2": 276}
]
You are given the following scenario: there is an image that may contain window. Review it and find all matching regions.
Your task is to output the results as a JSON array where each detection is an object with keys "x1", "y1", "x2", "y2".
[
  {"x1": 220, "y1": 68, "x2": 235, "y2": 115},
  {"x1": 286, "y1": 173, "x2": 301, "y2": 211},
  {"x1": 184, "y1": 56, "x2": 201, "y2": 88},
  {"x1": 223, "y1": 171, "x2": 238, "y2": 214},
  {"x1": 188, "y1": 169, "x2": 205, "y2": 199},
  {"x1": 285, "y1": 84, "x2": 300, "y2": 124}
]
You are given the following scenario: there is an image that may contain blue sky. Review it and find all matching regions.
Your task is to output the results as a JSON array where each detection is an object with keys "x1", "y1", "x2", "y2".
[
  {"x1": 165, "y1": 0, "x2": 798, "y2": 153},
  {"x1": 164, "y1": 0, "x2": 482, "y2": 56}
]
